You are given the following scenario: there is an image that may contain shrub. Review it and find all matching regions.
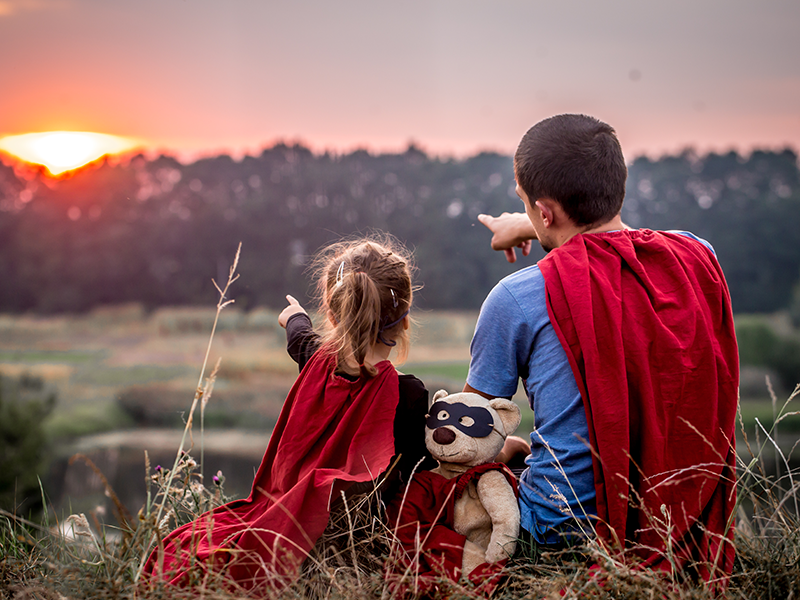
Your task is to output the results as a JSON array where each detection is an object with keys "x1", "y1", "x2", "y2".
[
  {"x1": 0, "y1": 373, "x2": 56, "y2": 514},
  {"x1": 736, "y1": 319, "x2": 800, "y2": 392}
]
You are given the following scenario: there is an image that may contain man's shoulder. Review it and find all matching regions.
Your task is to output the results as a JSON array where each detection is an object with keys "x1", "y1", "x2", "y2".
[
  {"x1": 662, "y1": 230, "x2": 716, "y2": 255},
  {"x1": 483, "y1": 263, "x2": 547, "y2": 317},
  {"x1": 496, "y1": 263, "x2": 545, "y2": 295},
  {"x1": 479, "y1": 263, "x2": 549, "y2": 330}
]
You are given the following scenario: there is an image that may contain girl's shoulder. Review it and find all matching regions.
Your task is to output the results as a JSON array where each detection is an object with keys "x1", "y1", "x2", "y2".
[
  {"x1": 397, "y1": 372, "x2": 428, "y2": 407},
  {"x1": 397, "y1": 371, "x2": 426, "y2": 388}
]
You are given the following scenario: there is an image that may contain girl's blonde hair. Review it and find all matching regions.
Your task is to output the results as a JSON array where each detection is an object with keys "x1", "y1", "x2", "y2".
[{"x1": 311, "y1": 235, "x2": 415, "y2": 377}]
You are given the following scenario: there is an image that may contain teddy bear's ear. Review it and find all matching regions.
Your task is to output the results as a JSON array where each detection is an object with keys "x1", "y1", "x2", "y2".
[
  {"x1": 430, "y1": 389, "x2": 449, "y2": 408},
  {"x1": 488, "y1": 398, "x2": 522, "y2": 437}
]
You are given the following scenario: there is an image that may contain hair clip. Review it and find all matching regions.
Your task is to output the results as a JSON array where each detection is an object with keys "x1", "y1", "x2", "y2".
[
  {"x1": 390, "y1": 289, "x2": 398, "y2": 308},
  {"x1": 335, "y1": 261, "x2": 345, "y2": 288}
]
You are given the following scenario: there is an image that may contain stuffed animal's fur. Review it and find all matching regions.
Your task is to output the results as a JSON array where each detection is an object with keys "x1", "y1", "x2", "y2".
[{"x1": 425, "y1": 389, "x2": 522, "y2": 576}]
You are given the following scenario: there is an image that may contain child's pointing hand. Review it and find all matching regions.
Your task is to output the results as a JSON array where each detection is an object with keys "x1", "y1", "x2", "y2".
[{"x1": 278, "y1": 295, "x2": 308, "y2": 329}]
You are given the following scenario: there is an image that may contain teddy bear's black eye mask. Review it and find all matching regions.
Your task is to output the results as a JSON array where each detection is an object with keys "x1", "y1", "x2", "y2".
[{"x1": 426, "y1": 401, "x2": 494, "y2": 438}]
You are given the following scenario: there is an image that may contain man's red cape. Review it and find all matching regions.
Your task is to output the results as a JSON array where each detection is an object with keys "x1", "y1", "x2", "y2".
[
  {"x1": 143, "y1": 351, "x2": 399, "y2": 592},
  {"x1": 538, "y1": 230, "x2": 738, "y2": 579},
  {"x1": 386, "y1": 463, "x2": 518, "y2": 593}
]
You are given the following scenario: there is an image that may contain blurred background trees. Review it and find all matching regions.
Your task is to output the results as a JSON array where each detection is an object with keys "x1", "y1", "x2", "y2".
[
  {"x1": 1, "y1": 144, "x2": 798, "y2": 316},
  {"x1": 622, "y1": 149, "x2": 800, "y2": 314}
]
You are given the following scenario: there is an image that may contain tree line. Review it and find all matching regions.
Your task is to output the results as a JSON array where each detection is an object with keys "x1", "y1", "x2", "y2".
[{"x1": 0, "y1": 144, "x2": 798, "y2": 315}]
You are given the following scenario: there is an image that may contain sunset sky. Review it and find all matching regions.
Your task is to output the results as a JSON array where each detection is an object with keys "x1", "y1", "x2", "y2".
[{"x1": 1, "y1": 0, "x2": 799, "y2": 162}]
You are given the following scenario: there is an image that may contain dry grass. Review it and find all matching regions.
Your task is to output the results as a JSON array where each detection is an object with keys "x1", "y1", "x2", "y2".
[{"x1": 2, "y1": 384, "x2": 799, "y2": 600}]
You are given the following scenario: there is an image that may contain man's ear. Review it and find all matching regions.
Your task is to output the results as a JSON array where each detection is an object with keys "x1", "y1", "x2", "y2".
[{"x1": 535, "y1": 199, "x2": 555, "y2": 228}]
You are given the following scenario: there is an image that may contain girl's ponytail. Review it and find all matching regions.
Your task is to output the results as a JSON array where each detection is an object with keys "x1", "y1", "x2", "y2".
[
  {"x1": 312, "y1": 236, "x2": 415, "y2": 377},
  {"x1": 336, "y1": 270, "x2": 382, "y2": 375}
]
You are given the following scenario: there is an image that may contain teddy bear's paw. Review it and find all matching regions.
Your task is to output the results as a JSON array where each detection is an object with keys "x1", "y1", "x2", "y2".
[
  {"x1": 485, "y1": 540, "x2": 515, "y2": 563},
  {"x1": 461, "y1": 539, "x2": 487, "y2": 576}
]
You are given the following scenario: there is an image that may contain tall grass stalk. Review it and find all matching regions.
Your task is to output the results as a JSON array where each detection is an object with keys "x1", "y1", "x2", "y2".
[{"x1": 134, "y1": 242, "x2": 240, "y2": 582}]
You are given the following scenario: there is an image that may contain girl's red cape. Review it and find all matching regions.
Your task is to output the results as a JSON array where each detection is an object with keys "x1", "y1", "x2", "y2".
[{"x1": 143, "y1": 351, "x2": 399, "y2": 592}]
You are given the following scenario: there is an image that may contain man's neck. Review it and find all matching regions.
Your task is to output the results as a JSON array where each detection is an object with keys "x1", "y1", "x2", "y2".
[
  {"x1": 581, "y1": 214, "x2": 628, "y2": 235},
  {"x1": 555, "y1": 214, "x2": 628, "y2": 248}
]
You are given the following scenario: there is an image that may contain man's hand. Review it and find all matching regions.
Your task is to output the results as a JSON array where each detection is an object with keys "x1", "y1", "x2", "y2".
[
  {"x1": 477, "y1": 213, "x2": 536, "y2": 263},
  {"x1": 278, "y1": 295, "x2": 307, "y2": 329},
  {"x1": 495, "y1": 435, "x2": 531, "y2": 465}
]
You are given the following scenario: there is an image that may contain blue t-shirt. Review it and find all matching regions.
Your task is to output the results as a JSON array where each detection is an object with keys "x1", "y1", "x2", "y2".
[{"x1": 466, "y1": 230, "x2": 714, "y2": 543}]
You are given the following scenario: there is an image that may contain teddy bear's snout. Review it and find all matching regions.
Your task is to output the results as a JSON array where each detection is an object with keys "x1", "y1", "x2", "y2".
[{"x1": 432, "y1": 427, "x2": 456, "y2": 445}]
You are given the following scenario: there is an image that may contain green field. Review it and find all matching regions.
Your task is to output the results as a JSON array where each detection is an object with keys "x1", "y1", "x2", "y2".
[
  {"x1": 1, "y1": 306, "x2": 798, "y2": 519},
  {"x1": 0, "y1": 350, "x2": 100, "y2": 363},
  {"x1": 1, "y1": 305, "x2": 796, "y2": 442},
  {"x1": 0, "y1": 307, "x2": 489, "y2": 437}
]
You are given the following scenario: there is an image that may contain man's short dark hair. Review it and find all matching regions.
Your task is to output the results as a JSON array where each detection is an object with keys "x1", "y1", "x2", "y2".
[{"x1": 514, "y1": 114, "x2": 627, "y2": 226}]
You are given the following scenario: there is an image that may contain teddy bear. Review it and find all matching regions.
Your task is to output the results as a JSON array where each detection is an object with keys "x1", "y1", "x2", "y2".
[{"x1": 386, "y1": 389, "x2": 522, "y2": 588}]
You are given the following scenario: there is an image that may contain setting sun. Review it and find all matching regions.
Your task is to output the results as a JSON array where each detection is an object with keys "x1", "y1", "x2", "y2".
[{"x1": 0, "y1": 132, "x2": 140, "y2": 175}]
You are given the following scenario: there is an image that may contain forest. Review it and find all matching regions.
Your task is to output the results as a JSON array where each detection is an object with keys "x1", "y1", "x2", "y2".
[{"x1": 0, "y1": 144, "x2": 799, "y2": 317}]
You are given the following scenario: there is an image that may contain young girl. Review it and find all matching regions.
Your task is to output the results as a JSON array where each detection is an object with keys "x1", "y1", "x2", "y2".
[{"x1": 143, "y1": 236, "x2": 433, "y2": 592}]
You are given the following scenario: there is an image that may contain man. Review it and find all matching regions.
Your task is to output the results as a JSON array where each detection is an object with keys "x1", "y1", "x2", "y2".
[{"x1": 465, "y1": 114, "x2": 738, "y2": 579}]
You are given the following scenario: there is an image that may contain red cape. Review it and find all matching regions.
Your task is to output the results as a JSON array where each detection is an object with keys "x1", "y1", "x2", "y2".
[
  {"x1": 386, "y1": 463, "x2": 518, "y2": 592},
  {"x1": 539, "y1": 230, "x2": 738, "y2": 579},
  {"x1": 143, "y1": 351, "x2": 399, "y2": 592}
]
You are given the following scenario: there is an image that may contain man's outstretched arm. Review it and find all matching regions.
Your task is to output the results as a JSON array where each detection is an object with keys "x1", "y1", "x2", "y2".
[{"x1": 477, "y1": 212, "x2": 537, "y2": 263}]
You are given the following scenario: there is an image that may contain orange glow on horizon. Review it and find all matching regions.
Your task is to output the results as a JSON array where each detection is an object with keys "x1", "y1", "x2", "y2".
[{"x1": 0, "y1": 132, "x2": 140, "y2": 175}]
